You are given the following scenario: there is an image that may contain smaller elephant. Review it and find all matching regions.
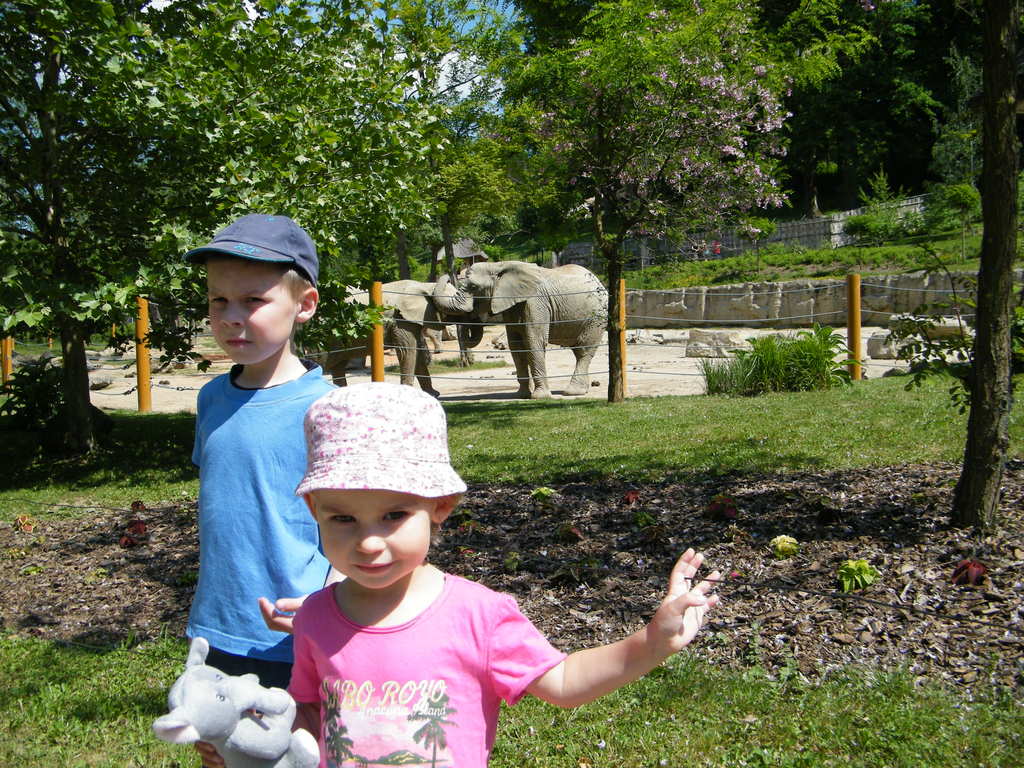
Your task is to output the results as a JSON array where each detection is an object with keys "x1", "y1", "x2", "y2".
[
  {"x1": 433, "y1": 262, "x2": 608, "y2": 398},
  {"x1": 152, "y1": 637, "x2": 319, "y2": 768},
  {"x1": 322, "y1": 280, "x2": 459, "y2": 397}
]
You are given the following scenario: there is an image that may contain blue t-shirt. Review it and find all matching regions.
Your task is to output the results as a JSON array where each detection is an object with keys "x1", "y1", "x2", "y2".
[{"x1": 188, "y1": 363, "x2": 334, "y2": 662}]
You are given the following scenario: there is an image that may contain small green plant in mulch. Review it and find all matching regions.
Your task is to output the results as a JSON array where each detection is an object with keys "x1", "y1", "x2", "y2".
[
  {"x1": 770, "y1": 535, "x2": 799, "y2": 560},
  {"x1": 837, "y1": 559, "x2": 881, "y2": 592}
]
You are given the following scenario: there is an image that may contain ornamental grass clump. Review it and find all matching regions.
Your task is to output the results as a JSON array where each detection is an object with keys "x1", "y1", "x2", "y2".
[
  {"x1": 837, "y1": 559, "x2": 880, "y2": 593},
  {"x1": 700, "y1": 324, "x2": 852, "y2": 396}
]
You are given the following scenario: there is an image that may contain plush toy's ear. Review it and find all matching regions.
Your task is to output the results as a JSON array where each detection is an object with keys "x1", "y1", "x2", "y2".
[
  {"x1": 185, "y1": 636, "x2": 210, "y2": 668},
  {"x1": 152, "y1": 714, "x2": 202, "y2": 745}
]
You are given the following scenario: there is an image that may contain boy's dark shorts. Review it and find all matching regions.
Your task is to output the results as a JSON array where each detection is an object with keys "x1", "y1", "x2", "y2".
[{"x1": 204, "y1": 646, "x2": 293, "y2": 690}]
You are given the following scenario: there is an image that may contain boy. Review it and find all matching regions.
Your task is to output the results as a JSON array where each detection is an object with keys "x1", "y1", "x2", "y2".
[{"x1": 184, "y1": 214, "x2": 336, "y2": 694}]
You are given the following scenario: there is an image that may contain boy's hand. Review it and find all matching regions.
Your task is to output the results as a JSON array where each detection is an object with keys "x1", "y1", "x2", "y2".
[
  {"x1": 195, "y1": 740, "x2": 224, "y2": 768},
  {"x1": 647, "y1": 549, "x2": 720, "y2": 655},
  {"x1": 259, "y1": 595, "x2": 307, "y2": 635}
]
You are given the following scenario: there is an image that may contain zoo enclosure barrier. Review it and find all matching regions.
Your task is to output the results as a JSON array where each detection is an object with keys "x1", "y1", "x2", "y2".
[
  {"x1": 5, "y1": 271, "x2": 988, "y2": 408},
  {"x1": 558, "y1": 195, "x2": 930, "y2": 269}
]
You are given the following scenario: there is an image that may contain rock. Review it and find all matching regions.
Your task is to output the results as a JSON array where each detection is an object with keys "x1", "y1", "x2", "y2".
[
  {"x1": 889, "y1": 313, "x2": 973, "y2": 341},
  {"x1": 686, "y1": 329, "x2": 752, "y2": 358},
  {"x1": 89, "y1": 377, "x2": 113, "y2": 391},
  {"x1": 867, "y1": 331, "x2": 904, "y2": 359}
]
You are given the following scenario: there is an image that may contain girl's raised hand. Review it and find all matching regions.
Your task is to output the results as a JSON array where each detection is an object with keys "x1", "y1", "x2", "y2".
[{"x1": 649, "y1": 548, "x2": 720, "y2": 654}]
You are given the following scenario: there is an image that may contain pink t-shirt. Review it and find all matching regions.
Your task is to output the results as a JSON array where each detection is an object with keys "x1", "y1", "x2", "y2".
[{"x1": 289, "y1": 574, "x2": 567, "y2": 768}]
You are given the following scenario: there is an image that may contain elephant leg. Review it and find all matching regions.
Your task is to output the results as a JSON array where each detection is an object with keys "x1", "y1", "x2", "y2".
[
  {"x1": 527, "y1": 341, "x2": 552, "y2": 400},
  {"x1": 321, "y1": 350, "x2": 350, "y2": 387},
  {"x1": 506, "y1": 326, "x2": 534, "y2": 398},
  {"x1": 564, "y1": 342, "x2": 597, "y2": 395},
  {"x1": 414, "y1": 334, "x2": 439, "y2": 398},
  {"x1": 512, "y1": 324, "x2": 551, "y2": 399},
  {"x1": 390, "y1": 324, "x2": 420, "y2": 388}
]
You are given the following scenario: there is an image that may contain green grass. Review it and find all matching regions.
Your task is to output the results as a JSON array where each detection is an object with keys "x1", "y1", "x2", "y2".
[
  {"x1": 0, "y1": 411, "x2": 198, "y2": 515},
  {"x1": 1, "y1": 333, "x2": 1022, "y2": 766},
  {"x1": 625, "y1": 234, "x2": 990, "y2": 290},
  {"x1": 2, "y1": 374, "x2": 1020, "y2": 516},
  {"x1": 493, "y1": 655, "x2": 1023, "y2": 768},
  {"x1": 447, "y1": 374, "x2": 1023, "y2": 484},
  {"x1": 1, "y1": 634, "x2": 1019, "y2": 767}
]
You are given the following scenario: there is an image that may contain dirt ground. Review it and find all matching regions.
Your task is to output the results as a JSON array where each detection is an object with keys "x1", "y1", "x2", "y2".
[
  {"x1": 4, "y1": 327, "x2": 1019, "y2": 698},
  {"x1": 88, "y1": 327, "x2": 905, "y2": 413},
  {"x1": 2, "y1": 464, "x2": 1021, "y2": 696}
]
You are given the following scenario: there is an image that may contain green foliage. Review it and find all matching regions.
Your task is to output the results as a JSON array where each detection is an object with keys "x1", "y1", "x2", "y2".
[
  {"x1": 887, "y1": 255, "x2": 978, "y2": 412},
  {"x1": 923, "y1": 183, "x2": 981, "y2": 261},
  {"x1": 770, "y1": 534, "x2": 799, "y2": 560},
  {"x1": 701, "y1": 325, "x2": 852, "y2": 396},
  {"x1": 844, "y1": 169, "x2": 925, "y2": 245},
  {"x1": 699, "y1": 353, "x2": 755, "y2": 397},
  {"x1": 0, "y1": 357, "x2": 64, "y2": 431},
  {"x1": 837, "y1": 558, "x2": 881, "y2": 593},
  {"x1": 1013, "y1": 306, "x2": 1024, "y2": 374},
  {"x1": 929, "y1": 46, "x2": 983, "y2": 185},
  {"x1": 1, "y1": 0, "x2": 455, "y2": 450}
]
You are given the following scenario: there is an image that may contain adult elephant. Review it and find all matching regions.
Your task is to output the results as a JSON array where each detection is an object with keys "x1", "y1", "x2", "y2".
[
  {"x1": 321, "y1": 280, "x2": 460, "y2": 397},
  {"x1": 433, "y1": 261, "x2": 608, "y2": 399}
]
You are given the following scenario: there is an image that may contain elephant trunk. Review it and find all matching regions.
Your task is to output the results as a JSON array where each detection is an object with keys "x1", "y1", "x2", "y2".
[
  {"x1": 433, "y1": 274, "x2": 474, "y2": 314},
  {"x1": 462, "y1": 323, "x2": 484, "y2": 348}
]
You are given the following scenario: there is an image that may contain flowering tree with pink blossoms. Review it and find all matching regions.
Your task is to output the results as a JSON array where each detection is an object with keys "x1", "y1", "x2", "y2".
[{"x1": 508, "y1": 0, "x2": 789, "y2": 401}]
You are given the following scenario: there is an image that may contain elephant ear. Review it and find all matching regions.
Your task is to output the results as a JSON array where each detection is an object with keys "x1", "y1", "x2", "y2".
[
  {"x1": 491, "y1": 264, "x2": 539, "y2": 316},
  {"x1": 381, "y1": 281, "x2": 430, "y2": 324}
]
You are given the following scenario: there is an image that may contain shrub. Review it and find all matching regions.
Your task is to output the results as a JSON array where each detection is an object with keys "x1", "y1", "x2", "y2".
[{"x1": 0, "y1": 356, "x2": 64, "y2": 430}]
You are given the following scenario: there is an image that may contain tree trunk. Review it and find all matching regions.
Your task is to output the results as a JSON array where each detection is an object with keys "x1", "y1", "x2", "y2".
[
  {"x1": 594, "y1": 201, "x2": 624, "y2": 403},
  {"x1": 952, "y1": 0, "x2": 1019, "y2": 532},
  {"x1": 396, "y1": 229, "x2": 410, "y2": 280},
  {"x1": 440, "y1": 214, "x2": 473, "y2": 366},
  {"x1": 59, "y1": 318, "x2": 97, "y2": 454},
  {"x1": 801, "y1": 167, "x2": 821, "y2": 218}
]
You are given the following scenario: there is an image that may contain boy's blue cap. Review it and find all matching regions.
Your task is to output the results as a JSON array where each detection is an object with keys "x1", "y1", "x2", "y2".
[{"x1": 185, "y1": 214, "x2": 319, "y2": 286}]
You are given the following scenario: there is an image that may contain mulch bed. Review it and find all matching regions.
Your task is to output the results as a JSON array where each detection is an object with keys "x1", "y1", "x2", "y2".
[{"x1": 2, "y1": 462, "x2": 1021, "y2": 697}]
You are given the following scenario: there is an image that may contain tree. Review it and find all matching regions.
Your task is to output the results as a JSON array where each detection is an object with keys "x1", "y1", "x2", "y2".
[
  {"x1": 0, "y1": 0, "x2": 183, "y2": 453},
  {"x1": 508, "y1": 0, "x2": 787, "y2": 402},
  {"x1": 1, "y1": 0, "x2": 449, "y2": 453},
  {"x1": 152, "y1": 0, "x2": 448, "y2": 355},
  {"x1": 951, "y1": 0, "x2": 1018, "y2": 533},
  {"x1": 389, "y1": 0, "x2": 520, "y2": 281},
  {"x1": 758, "y1": 0, "x2": 983, "y2": 214}
]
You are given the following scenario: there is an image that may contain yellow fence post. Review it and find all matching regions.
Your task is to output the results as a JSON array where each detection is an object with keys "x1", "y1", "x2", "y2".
[
  {"x1": 619, "y1": 278, "x2": 627, "y2": 397},
  {"x1": 135, "y1": 297, "x2": 152, "y2": 412},
  {"x1": 370, "y1": 281, "x2": 385, "y2": 383},
  {"x1": 846, "y1": 273, "x2": 862, "y2": 381},
  {"x1": 1, "y1": 336, "x2": 13, "y2": 387}
]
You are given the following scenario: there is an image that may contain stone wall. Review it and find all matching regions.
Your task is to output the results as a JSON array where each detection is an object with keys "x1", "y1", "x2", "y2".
[{"x1": 625, "y1": 270, "x2": 1024, "y2": 330}]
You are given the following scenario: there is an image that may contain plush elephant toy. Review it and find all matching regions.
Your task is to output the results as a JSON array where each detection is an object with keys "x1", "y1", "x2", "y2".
[
  {"x1": 433, "y1": 261, "x2": 608, "y2": 398},
  {"x1": 152, "y1": 637, "x2": 319, "y2": 768},
  {"x1": 321, "y1": 280, "x2": 464, "y2": 397}
]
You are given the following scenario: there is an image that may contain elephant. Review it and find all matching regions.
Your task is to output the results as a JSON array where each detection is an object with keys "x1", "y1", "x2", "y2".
[
  {"x1": 321, "y1": 280, "x2": 462, "y2": 397},
  {"x1": 152, "y1": 637, "x2": 319, "y2": 768},
  {"x1": 432, "y1": 261, "x2": 608, "y2": 399}
]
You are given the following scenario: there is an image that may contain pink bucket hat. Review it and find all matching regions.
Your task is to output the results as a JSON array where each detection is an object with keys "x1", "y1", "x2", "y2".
[{"x1": 295, "y1": 382, "x2": 466, "y2": 498}]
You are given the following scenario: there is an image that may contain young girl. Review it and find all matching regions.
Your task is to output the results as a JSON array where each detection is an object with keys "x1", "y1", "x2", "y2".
[{"x1": 289, "y1": 382, "x2": 720, "y2": 767}]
